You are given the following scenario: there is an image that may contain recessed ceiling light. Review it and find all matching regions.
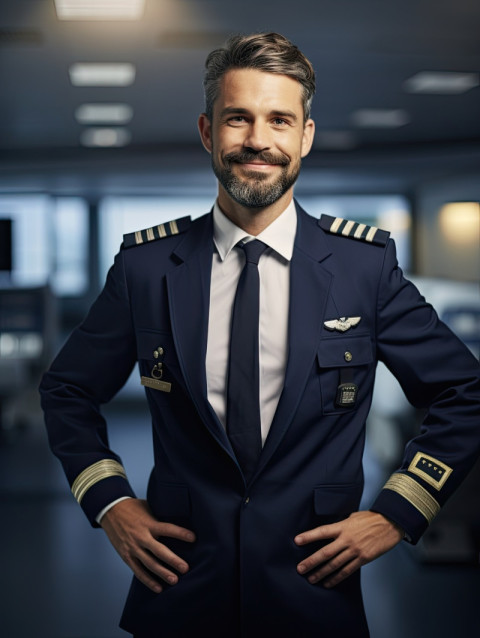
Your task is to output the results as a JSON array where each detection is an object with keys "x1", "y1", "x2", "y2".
[
  {"x1": 75, "y1": 103, "x2": 133, "y2": 124},
  {"x1": 403, "y1": 71, "x2": 479, "y2": 94},
  {"x1": 55, "y1": 0, "x2": 145, "y2": 20},
  {"x1": 351, "y1": 109, "x2": 410, "y2": 128},
  {"x1": 69, "y1": 63, "x2": 136, "y2": 86},
  {"x1": 81, "y1": 127, "x2": 131, "y2": 147}
]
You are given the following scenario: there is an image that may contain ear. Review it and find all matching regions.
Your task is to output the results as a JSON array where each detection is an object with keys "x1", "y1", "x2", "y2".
[
  {"x1": 301, "y1": 118, "x2": 315, "y2": 158},
  {"x1": 198, "y1": 113, "x2": 213, "y2": 153}
]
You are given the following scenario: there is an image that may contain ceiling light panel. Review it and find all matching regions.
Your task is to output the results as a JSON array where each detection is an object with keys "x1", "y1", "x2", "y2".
[
  {"x1": 55, "y1": 0, "x2": 145, "y2": 20},
  {"x1": 351, "y1": 109, "x2": 410, "y2": 128},
  {"x1": 75, "y1": 103, "x2": 133, "y2": 124},
  {"x1": 404, "y1": 71, "x2": 479, "y2": 94},
  {"x1": 81, "y1": 127, "x2": 131, "y2": 147},
  {"x1": 69, "y1": 63, "x2": 136, "y2": 86}
]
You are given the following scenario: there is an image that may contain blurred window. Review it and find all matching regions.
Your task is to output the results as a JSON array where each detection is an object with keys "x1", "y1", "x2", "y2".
[
  {"x1": 0, "y1": 195, "x2": 88, "y2": 296},
  {"x1": 99, "y1": 196, "x2": 213, "y2": 282},
  {"x1": 299, "y1": 195, "x2": 411, "y2": 269}
]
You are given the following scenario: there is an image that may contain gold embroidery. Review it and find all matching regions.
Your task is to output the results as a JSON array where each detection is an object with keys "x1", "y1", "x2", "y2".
[
  {"x1": 71, "y1": 459, "x2": 127, "y2": 504},
  {"x1": 383, "y1": 473, "x2": 440, "y2": 524},
  {"x1": 408, "y1": 452, "x2": 452, "y2": 490}
]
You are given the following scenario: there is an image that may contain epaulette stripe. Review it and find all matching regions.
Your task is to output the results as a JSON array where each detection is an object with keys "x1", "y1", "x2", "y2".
[
  {"x1": 170, "y1": 219, "x2": 179, "y2": 234},
  {"x1": 366, "y1": 226, "x2": 378, "y2": 242},
  {"x1": 135, "y1": 230, "x2": 143, "y2": 245},
  {"x1": 354, "y1": 223, "x2": 366, "y2": 239},
  {"x1": 330, "y1": 217, "x2": 343, "y2": 233},
  {"x1": 146, "y1": 227, "x2": 155, "y2": 242},
  {"x1": 342, "y1": 220, "x2": 355, "y2": 236},
  {"x1": 157, "y1": 224, "x2": 167, "y2": 238}
]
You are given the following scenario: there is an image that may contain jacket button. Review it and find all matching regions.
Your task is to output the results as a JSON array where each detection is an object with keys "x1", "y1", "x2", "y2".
[
  {"x1": 245, "y1": 497, "x2": 250, "y2": 504},
  {"x1": 344, "y1": 351, "x2": 353, "y2": 362}
]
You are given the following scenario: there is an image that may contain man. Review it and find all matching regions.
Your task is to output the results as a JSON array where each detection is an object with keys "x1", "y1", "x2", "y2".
[{"x1": 40, "y1": 33, "x2": 480, "y2": 637}]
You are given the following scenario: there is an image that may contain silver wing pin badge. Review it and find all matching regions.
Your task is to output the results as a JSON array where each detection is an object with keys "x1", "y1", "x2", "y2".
[{"x1": 324, "y1": 317, "x2": 361, "y2": 332}]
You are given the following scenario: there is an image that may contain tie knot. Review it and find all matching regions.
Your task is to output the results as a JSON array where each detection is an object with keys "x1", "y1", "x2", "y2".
[{"x1": 240, "y1": 239, "x2": 267, "y2": 265}]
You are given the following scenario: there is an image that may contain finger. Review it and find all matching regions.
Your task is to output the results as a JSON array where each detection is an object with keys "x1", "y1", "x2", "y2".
[
  {"x1": 135, "y1": 547, "x2": 182, "y2": 586},
  {"x1": 294, "y1": 523, "x2": 338, "y2": 545},
  {"x1": 297, "y1": 539, "x2": 344, "y2": 574},
  {"x1": 305, "y1": 548, "x2": 355, "y2": 584},
  {"x1": 322, "y1": 556, "x2": 363, "y2": 588},
  {"x1": 128, "y1": 556, "x2": 163, "y2": 594},
  {"x1": 155, "y1": 522, "x2": 196, "y2": 543},
  {"x1": 145, "y1": 537, "x2": 190, "y2": 574}
]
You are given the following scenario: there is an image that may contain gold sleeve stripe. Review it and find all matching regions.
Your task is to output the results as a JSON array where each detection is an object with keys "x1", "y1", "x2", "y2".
[
  {"x1": 71, "y1": 459, "x2": 127, "y2": 504},
  {"x1": 383, "y1": 473, "x2": 440, "y2": 524}
]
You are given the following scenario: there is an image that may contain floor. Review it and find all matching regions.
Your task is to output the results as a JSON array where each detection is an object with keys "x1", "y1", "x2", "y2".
[{"x1": 1, "y1": 402, "x2": 479, "y2": 638}]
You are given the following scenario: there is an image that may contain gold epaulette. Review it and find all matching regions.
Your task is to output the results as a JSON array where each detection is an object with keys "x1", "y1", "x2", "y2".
[
  {"x1": 123, "y1": 215, "x2": 191, "y2": 248},
  {"x1": 319, "y1": 215, "x2": 390, "y2": 247}
]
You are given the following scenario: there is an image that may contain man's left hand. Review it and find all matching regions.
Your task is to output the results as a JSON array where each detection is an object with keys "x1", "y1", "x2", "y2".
[{"x1": 295, "y1": 511, "x2": 404, "y2": 588}]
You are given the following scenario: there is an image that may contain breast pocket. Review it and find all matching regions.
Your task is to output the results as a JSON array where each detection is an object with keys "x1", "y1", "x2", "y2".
[{"x1": 317, "y1": 334, "x2": 374, "y2": 415}]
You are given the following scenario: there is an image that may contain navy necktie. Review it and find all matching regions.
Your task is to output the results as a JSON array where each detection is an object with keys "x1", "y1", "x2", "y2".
[{"x1": 227, "y1": 239, "x2": 268, "y2": 481}]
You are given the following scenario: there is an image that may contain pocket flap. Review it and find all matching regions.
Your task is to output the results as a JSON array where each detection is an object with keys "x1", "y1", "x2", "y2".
[
  {"x1": 317, "y1": 335, "x2": 373, "y2": 368},
  {"x1": 313, "y1": 484, "x2": 363, "y2": 517}
]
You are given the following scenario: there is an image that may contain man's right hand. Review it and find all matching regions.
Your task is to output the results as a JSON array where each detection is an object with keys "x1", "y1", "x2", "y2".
[{"x1": 100, "y1": 498, "x2": 196, "y2": 593}]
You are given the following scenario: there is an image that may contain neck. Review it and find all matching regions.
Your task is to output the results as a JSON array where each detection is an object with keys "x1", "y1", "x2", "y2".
[{"x1": 217, "y1": 187, "x2": 293, "y2": 235}]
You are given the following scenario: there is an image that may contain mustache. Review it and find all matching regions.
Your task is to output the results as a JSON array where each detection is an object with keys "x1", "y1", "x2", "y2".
[{"x1": 223, "y1": 150, "x2": 290, "y2": 167}]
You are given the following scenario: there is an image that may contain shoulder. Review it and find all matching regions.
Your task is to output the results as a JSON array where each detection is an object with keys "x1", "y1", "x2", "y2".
[
  {"x1": 122, "y1": 215, "x2": 192, "y2": 249},
  {"x1": 319, "y1": 214, "x2": 390, "y2": 248}
]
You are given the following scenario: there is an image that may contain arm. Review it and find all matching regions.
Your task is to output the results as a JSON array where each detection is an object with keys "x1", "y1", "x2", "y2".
[
  {"x1": 40, "y1": 248, "x2": 196, "y2": 591},
  {"x1": 296, "y1": 239, "x2": 480, "y2": 585}
]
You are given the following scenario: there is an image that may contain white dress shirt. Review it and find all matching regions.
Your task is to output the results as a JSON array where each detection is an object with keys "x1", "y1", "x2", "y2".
[{"x1": 206, "y1": 199, "x2": 296, "y2": 444}]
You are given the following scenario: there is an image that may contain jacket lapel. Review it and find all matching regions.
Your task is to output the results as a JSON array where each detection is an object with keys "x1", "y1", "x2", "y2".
[
  {"x1": 166, "y1": 213, "x2": 235, "y2": 458},
  {"x1": 255, "y1": 204, "x2": 333, "y2": 478}
]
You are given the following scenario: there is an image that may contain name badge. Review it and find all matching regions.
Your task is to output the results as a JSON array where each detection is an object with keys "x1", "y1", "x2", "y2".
[{"x1": 141, "y1": 376, "x2": 172, "y2": 393}]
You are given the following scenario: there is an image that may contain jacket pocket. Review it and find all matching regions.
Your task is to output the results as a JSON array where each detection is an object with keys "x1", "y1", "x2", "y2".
[
  {"x1": 313, "y1": 483, "x2": 363, "y2": 523},
  {"x1": 317, "y1": 334, "x2": 374, "y2": 415}
]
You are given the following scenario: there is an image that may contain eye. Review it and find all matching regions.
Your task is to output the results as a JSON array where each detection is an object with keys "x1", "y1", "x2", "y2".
[
  {"x1": 227, "y1": 116, "x2": 247, "y2": 126},
  {"x1": 272, "y1": 117, "x2": 288, "y2": 127}
]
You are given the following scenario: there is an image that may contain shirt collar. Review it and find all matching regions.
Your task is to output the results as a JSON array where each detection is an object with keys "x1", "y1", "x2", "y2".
[{"x1": 213, "y1": 199, "x2": 297, "y2": 262}]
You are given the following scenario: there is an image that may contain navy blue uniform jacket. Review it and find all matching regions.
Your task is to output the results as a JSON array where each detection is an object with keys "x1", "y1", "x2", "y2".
[{"x1": 40, "y1": 205, "x2": 480, "y2": 638}]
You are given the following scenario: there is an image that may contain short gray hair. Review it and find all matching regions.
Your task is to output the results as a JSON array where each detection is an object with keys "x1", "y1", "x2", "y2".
[{"x1": 203, "y1": 32, "x2": 315, "y2": 122}]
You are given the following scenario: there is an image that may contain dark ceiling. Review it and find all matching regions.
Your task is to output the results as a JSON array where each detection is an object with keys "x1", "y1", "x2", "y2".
[{"x1": 1, "y1": 0, "x2": 480, "y2": 194}]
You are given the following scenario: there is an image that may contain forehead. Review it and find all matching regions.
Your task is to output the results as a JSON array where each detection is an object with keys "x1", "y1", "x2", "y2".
[{"x1": 214, "y1": 68, "x2": 304, "y2": 116}]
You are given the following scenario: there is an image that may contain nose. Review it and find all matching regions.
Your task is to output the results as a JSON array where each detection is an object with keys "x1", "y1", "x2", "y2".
[{"x1": 243, "y1": 121, "x2": 271, "y2": 152}]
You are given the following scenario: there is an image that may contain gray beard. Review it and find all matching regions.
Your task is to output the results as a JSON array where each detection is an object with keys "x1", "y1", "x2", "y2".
[{"x1": 212, "y1": 153, "x2": 300, "y2": 209}]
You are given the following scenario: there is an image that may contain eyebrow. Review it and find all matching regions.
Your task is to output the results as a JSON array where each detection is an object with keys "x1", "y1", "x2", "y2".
[{"x1": 219, "y1": 107, "x2": 298, "y2": 122}]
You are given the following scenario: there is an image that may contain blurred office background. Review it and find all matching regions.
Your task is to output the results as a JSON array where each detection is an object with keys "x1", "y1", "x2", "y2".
[{"x1": 0, "y1": 1, "x2": 479, "y2": 636}]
